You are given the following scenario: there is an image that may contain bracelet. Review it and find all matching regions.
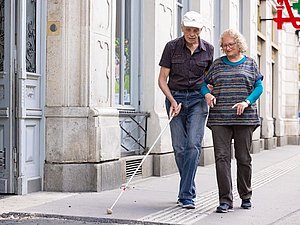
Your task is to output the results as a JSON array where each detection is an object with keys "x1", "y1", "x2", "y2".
[{"x1": 244, "y1": 100, "x2": 251, "y2": 106}]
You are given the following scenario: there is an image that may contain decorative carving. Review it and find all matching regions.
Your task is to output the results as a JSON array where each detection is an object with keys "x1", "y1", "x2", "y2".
[
  {"x1": 104, "y1": 42, "x2": 110, "y2": 79},
  {"x1": 95, "y1": 39, "x2": 110, "y2": 104},
  {"x1": 98, "y1": 40, "x2": 110, "y2": 79},
  {"x1": 98, "y1": 40, "x2": 103, "y2": 49},
  {"x1": 26, "y1": 0, "x2": 37, "y2": 73},
  {"x1": 159, "y1": 3, "x2": 173, "y2": 40},
  {"x1": 94, "y1": 0, "x2": 110, "y2": 31},
  {"x1": 26, "y1": 85, "x2": 35, "y2": 99}
]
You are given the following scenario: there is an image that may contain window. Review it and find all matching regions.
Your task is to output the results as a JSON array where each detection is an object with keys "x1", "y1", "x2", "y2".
[
  {"x1": 115, "y1": 0, "x2": 145, "y2": 156},
  {"x1": 239, "y1": 0, "x2": 243, "y2": 33},
  {"x1": 176, "y1": 0, "x2": 190, "y2": 37},
  {"x1": 176, "y1": 0, "x2": 183, "y2": 37},
  {"x1": 214, "y1": 0, "x2": 221, "y2": 58},
  {"x1": 26, "y1": 0, "x2": 37, "y2": 73},
  {"x1": 257, "y1": 1, "x2": 261, "y2": 32},
  {"x1": 115, "y1": 0, "x2": 132, "y2": 106},
  {"x1": 271, "y1": 9, "x2": 277, "y2": 43}
]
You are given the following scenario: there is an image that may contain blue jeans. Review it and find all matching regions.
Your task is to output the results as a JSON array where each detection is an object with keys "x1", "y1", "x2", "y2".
[{"x1": 166, "y1": 90, "x2": 208, "y2": 200}]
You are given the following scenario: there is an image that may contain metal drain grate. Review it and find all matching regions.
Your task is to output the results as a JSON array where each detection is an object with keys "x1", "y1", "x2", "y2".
[{"x1": 126, "y1": 158, "x2": 143, "y2": 179}]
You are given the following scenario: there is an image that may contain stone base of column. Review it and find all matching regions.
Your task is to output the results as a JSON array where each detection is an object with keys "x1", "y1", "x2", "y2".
[
  {"x1": 199, "y1": 147, "x2": 215, "y2": 166},
  {"x1": 44, "y1": 161, "x2": 123, "y2": 192},
  {"x1": 153, "y1": 153, "x2": 177, "y2": 176},
  {"x1": 251, "y1": 139, "x2": 264, "y2": 154},
  {"x1": 264, "y1": 137, "x2": 277, "y2": 150},
  {"x1": 287, "y1": 135, "x2": 300, "y2": 145},
  {"x1": 276, "y1": 136, "x2": 288, "y2": 146}
]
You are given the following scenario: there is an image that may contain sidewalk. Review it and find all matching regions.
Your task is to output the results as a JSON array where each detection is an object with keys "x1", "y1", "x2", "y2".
[{"x1": 0, "y1": 145, "x2": 300, "y2": 225}]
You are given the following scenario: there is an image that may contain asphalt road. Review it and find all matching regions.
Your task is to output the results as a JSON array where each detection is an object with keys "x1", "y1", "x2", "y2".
[{"x1": 0, "y1": 213, "x2": 159, "y2": 225}]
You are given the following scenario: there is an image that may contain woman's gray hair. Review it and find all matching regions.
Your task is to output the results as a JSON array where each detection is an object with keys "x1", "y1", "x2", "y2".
[{"x1": 219, "y1": 29, "x2": 248, "y2": 53}]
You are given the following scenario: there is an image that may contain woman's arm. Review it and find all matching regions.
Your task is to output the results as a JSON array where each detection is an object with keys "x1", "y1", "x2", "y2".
[{"x1": 246, "y1": 79, "x2": 264, "y2": 104}]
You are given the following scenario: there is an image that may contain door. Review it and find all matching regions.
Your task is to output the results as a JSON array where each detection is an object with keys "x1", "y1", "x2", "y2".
[
  {"x1": 0, "y1": 0, "x2": 45, "y2": 194},
  {"x1": 16, "y1": 0, "x2": 45, "y2": 194},
  {"x1": 0, "y1": 0, "x2": 16, "y2": 193}
]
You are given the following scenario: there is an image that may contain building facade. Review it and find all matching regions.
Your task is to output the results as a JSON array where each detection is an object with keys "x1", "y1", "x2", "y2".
[{"x1": 0, "y1": 0, "x2": 299, "y2": 194}]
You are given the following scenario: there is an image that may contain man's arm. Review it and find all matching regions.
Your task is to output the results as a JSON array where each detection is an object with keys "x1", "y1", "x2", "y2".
[
  {"x1": 200, "y1": 81, "x2": 216, "y2": 108},
  {"x1": 158, "y1": 67, "x2": 181, "y2": 117}
]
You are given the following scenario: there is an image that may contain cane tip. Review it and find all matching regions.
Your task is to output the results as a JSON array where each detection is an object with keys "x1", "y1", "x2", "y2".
[{"x1": 106, "y1": 208, "x2": 113, "y2": 214}]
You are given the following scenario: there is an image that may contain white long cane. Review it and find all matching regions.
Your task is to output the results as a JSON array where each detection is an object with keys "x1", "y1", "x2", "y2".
[{"x1": 106, "y1": 111, "x2": 176, "y2": 214}]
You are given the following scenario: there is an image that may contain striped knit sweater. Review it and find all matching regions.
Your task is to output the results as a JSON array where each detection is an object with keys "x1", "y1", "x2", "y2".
[{"x1": 205, "y1": 56, "x2": 262, "y2": 127}]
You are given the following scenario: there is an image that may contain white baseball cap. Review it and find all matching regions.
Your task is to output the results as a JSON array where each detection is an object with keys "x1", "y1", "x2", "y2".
[{"x1": 182, "y1": 11, "x2": 204, "y2": 29}]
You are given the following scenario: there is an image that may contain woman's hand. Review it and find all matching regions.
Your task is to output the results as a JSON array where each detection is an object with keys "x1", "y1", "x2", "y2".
[
  {"x1": 205, "y1": 93, "x2": 216, "y2": 108},
  {"x1": 232, "y1": 101, "x2": 249, "y2": 115},
  {"x1": 207, "y1": 84, "x2": 214, "y2": 92}
]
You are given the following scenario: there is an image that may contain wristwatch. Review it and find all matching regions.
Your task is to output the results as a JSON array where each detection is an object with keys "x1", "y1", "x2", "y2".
[{"x1": 244, "y1": 100, "x2": 251, "y2": 106}]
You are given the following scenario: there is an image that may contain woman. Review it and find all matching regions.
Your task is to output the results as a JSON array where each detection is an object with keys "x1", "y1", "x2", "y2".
[{"x1": 201, "y1": 29, "x2": 263, "y2": 213}]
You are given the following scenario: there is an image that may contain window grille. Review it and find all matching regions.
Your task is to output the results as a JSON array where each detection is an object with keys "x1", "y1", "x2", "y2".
[{"x1": 119, "y1": 111, "x2": 150, "y2": 156}]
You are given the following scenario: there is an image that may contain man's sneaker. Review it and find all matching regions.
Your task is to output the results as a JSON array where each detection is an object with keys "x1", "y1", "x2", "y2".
[
  {"x1": 177, "y1": 197, "x2": 197, "y2": 204},
  {"x1": 216, "y1": 203, "x2": 233, "y2": 213},
  {"x1": 177, "y1": 199, "x2": 195, "y2": 209},
  {"x1": 241, "y1": 198, "x2": 252, "y2": 209}
]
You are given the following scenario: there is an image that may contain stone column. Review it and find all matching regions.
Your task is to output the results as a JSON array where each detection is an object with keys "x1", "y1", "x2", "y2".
[
  {"x1": 193, "y1": 0, "x2": 216, "y2": 165},
  {"x1": 242, "y1": 0, "x2": 264, "y2": 153},
  {"x1": 273, "y1": 28, "x2": 286, "y2": 146},
  {"x1": 142, "y1": 0, "x2": 178, "y2": 176},
  {"x1": 44, "y1": 0, "x2": 121, "y2": 192},
  {"x1": 258, "y1": 1, "x2": 277, "y2": 150}
]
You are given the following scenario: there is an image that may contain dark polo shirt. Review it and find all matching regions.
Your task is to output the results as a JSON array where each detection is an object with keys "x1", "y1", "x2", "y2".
[{"x1": 159, "y1": 36, "x2": 214, "y2": 91}]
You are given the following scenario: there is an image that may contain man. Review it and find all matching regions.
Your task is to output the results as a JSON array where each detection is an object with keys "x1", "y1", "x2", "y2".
[{"x1": 158, "y1": 11, "x2": 214, "y2": 209}]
